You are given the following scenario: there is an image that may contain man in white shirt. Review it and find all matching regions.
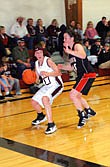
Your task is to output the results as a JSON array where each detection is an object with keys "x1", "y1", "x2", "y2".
[{"x1": 10, "y1": 16, "x2": 34, "y2": 49}]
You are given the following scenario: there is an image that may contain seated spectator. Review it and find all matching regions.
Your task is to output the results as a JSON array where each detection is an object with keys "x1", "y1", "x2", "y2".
[
  {"x1": 97, "y1": 43, "x2": 110, "y2": 69},
  {"x1": 0, "y1": 26, "x2": 13, "y2": 62},
  {"x1": 105, "y1": 21, "x2": 110, "y2": 44},
  {"x1": 74, "y1": 22, "x2": 84, "y2": 42},
  {"x1": 95, "y1": 16, "x2": 108, "y2": 44},
  {"x1": 26, "y1": 18, "x2": 36, "y2": 37},
  {"x1": 105, "y1": 31, "x2": 110, "y2": 44},
  {"x1": 83, "y1": 39, "x2": 91, "y2": 57},
  {"x1": 90, "y1": 38, "x2": 102, "y2": 56},
  {"x1": 2, "y1": 63, "x2": 22, "y2": 95},
  {"x1": 35, "y1": 18, "x2": 47, "y2": 43},
  {"x1": 47, "y1": 19, "x2": 60, "y2": 52},
  {"x1": 74, "y1": 29, "x2": 82, "y2": 43},
  {"x1": 84, "y1": 21, "x2": 98, "y2": 45},
  {"x1": 0, "y1": 36, "x2": 6, "y2": 63},
  {"x1": 0, "y1": 63, "x2": 13, "y2": 97},
  {"x1": 26, "y1": 18, "x2": 37, "y2": 48},
  {"x1": 87, "y1": 38, "x2": 103, "y2": 66},
  {"x1": 58, "y1": 24, "x2": 67, "y2": 57},
  {"x1": 68, "y1": 20, "x2": 76, "y2": 33},
  {"x1": 0, "y1": 80, "x2": 5, "y2": 100},
  {"x1": 47, "y1": 19, "x2": 60, "y2": 37},
  {"x1": 10, "y1": 16, "x2": 33, "y2": 49},
  {"x1": 12, "y1": 38, "x2": 34, "y2": 79}
]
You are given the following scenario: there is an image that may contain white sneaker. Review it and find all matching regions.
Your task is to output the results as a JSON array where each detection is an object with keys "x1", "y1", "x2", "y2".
[
  {"x1": 45, "y1": 124, "x2": 57, "y2": 134},
  {"x1": 32, "y1": 115, "x2": 47, "y2": 125}
]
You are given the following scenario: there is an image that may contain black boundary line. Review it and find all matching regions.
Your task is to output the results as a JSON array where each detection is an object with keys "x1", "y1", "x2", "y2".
[
  {"x1": 0, "y1": 83, "x2": 109, "y2": 167},
  {"x1": 0, "y1": 137, "x2": 106, "y2": 167}
]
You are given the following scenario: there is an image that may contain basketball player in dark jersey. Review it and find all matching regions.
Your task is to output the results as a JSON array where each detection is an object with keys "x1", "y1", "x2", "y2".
[{"x1": 58, "y1": 30, "x2": 96, "y2": 128}]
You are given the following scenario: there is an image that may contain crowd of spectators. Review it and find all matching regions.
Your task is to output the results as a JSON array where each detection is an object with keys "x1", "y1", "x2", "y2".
[{"x1": 0, "y1": 16, "x2": 110, "y2": 100}]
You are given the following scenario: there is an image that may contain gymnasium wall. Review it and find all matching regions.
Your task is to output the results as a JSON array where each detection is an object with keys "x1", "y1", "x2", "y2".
[
  {"x1": 83, "y1": 0, "x2": 110, "y2": 31},
  {"x1": 0, "y1": 0, "x2": 110, "y2": 35},
  {"x1": 0, "y1": 0, "x2": 66, "y2": 35}
]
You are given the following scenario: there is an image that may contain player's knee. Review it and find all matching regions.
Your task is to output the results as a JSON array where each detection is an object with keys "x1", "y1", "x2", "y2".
[
  {"x1": 31, "y1": 99, "x2": 39, "y2": 106},
  {"x1": 42, "y1": 96, "x2": 49, "y2": 105},
  {"x1": 69, "y1": 89, "x2": 78, "y2": 101}
]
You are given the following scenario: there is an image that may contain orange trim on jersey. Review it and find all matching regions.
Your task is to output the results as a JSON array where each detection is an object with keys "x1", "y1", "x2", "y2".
[
  {"x1": 83, "y1": 73, "x2": 96, "y2": 78},
  {"x1": 75, "y1": 77, "x2": 89, "y2": 92},
  {"x1": 75, "y1": 73, "x2": 96, "y2": 92}
]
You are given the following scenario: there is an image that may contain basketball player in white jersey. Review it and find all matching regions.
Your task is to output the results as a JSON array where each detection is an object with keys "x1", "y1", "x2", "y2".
[{"x1": 31, "y1": 47, "x2": 63, "y2": 134}]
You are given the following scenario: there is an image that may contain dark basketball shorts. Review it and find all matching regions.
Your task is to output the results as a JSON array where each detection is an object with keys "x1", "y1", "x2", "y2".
[{"x1": 73, "y1": 73, "x2": 96, "y2": 95}]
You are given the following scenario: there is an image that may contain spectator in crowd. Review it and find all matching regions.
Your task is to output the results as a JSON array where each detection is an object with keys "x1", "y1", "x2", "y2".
[
  {"x1": 47, "y1": 19, "x2": 60, "y2": 37},
  {"x1": 0, "y1": 26, "x2": 13, "y2": 62},
  {"x1": 58, "y1": 24, "x2": 67, "y2": 57},
  {"x1": 0, "y1": 80, "x2": 5, "y2": 100},
  {"x1": 106, "y1": 20, "x2": 110, "y2": 33},
  {"x1": 2, "y1": 63, "x2": 22, "y2": 95},
  {"x1": 105, "y1": 20, "x2": 110, "y2": 44},
  {"x1": 26, "y1": 18, "x2": 36, "y2": 48},
  {"x1": 0, "y1": 63, "x2": 13, "y2": 97},
  {"x1": 12, "y1": 38, "x2": 34, "y2": 79},
  {"x1": 0, "y1": 37, "x2": 6, "y2": 63},
  {"x1": 68, "y1": 20, "x2": 76, "y2": 33},
  {"x1": 97, "y1": 43, "x2": 110, "y2": 69},
  {"x1": 83, "y1": 39, "x2": 91, "y2": 57},
  {"x1": 10, "y1": 16, "x2": 33, "y2": 49},
  {"x1": 26, "y1": 18, "x2": 36, "y2": 37},
  {"x1": 84, "y1": 21, "x2": 98, "y2": 45},
  {"x1": 47, "y1": 19, "x2": 60, "y2": 52},
  {"x1": 35, "y1": 18, "x2": 47, "y2": 43},
  {"x1": 90, "y1": 37, "x2": 102, "y2": 56},
  {"x1": 95, "y1": 16, "x2": 108, "y2": 44},
  {"x1": 87, "y1": 37, "x2": 103, "y2": 66},
  {"x1": 75, "y1": 22, "x2": 84, "y2": 41}
]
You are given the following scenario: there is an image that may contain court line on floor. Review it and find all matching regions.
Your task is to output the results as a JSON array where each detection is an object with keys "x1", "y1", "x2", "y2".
[
  {"x1": 0, "y1": 97, "x2": 110, "y2": 119},
  {"x1": 0, "y1": 137, "x2": 106, "y2": 167}
]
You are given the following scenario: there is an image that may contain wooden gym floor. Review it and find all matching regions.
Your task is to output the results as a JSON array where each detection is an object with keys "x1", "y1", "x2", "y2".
[{"x1": 0, "y1": 76, "x2": 110, "y2": 167}]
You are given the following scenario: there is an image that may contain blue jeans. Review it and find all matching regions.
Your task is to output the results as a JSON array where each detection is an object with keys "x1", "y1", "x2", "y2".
[{"x1": 8, "y1": 78, "x2": 21, "y2": 94}]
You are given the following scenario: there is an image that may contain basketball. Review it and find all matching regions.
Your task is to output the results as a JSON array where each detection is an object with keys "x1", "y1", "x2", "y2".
[{"x1": 22, "y1": 69, "x2": 37, "y2": 85}]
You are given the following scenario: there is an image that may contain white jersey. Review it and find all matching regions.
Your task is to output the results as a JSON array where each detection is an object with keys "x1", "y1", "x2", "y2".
[
  {"x1": 35, "y1": 56, "x2": 63, "y2": 86},
  {"x1": 32, "y1": 56, "x2": 63, "y2": 108}
]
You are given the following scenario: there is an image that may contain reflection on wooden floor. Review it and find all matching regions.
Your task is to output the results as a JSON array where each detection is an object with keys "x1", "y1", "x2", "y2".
[{"x1": 0, "y1": 76, "x2": 110, "y2": 167}]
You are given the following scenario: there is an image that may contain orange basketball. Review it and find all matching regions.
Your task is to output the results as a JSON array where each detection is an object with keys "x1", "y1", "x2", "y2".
[{"x1": 22, "y1": 69, "x2": 37, "y2": 85}]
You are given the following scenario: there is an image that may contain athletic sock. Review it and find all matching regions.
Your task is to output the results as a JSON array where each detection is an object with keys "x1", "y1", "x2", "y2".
[{"x1": 37, "y1": 112, "x2": 44, "y2": 117}]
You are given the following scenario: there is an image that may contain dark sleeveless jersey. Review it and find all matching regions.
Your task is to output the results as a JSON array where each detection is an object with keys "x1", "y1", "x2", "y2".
[{"x1": 69, "y1": 43, "x2": 95, "y2": 79}]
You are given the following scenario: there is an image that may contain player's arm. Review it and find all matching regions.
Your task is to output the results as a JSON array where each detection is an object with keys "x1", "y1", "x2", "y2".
[
  {"x1": 41, "y1": 58, "x2": 61, "y2": 77},
  {"x1": 64, "y1": 43, "x2": 86, "y2": 59},
  {"x1": 35, "y1": 66, "x2": 39, "y2": 81},
  {"x1": 58, "y1": 63, "x2": 74, "y2": 71}
]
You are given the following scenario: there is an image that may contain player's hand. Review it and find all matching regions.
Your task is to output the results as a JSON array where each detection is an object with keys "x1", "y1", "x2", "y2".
[
  {"x1": 40, "y1": 71, "x2": 48, "y2": 77},
  {"x1": 57, "y1": 64, "x2": 63, "y2": 69},
  {"x1": 63, "y1": 42, "x2": 69, "y2": 53}
]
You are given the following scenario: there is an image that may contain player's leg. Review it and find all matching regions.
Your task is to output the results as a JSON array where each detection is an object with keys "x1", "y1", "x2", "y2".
[
  {"x1": 42, "y1": 96, "x2": 57, "y2": 134},
  {"x1": 31, "y1": 99, "x2": 47, "y2": 125},
  {"x1": 80, "y1": 97, "x2": 96, "y2": 118},
  {"x1": 79, "y1": 76, "x2": 96, "y2": 118},
  {"x1": 69, "y1": 89, "x2": 88, "y2": 128}
]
